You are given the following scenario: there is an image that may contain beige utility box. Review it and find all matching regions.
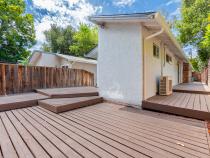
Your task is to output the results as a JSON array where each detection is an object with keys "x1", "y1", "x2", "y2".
[{"x1": 159, "y1": 76, "x2": 173, "y2": 95}]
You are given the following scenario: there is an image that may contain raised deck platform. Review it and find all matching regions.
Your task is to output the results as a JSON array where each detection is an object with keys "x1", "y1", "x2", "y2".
[
  {"x1": 38, "y1": 96, "x2": 103, "y2": 113},
  {"x1": 1, "y1": 103, "x2": 210, "y2": 158},
  {"x1": 0, "y1": 93, "x2": 49, "y2": 112},
  {"x1": 173, "y1": 82, "x2": 210, "y2": 94},
  {"x1": 142, "y1": 92, "x2": 210, "y2": 120},
  {"x1": 36, "y1": 87, "x2": 99, "y2": 98}
]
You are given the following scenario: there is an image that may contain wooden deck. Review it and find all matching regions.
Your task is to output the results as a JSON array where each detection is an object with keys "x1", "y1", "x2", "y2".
[
  {"x1": 173, "y1": 82, "x2": 210, "y2": 94},
  {"x1": 38, "y1": 96, "x2": 103, "y2": 113},
  {"x1": 0, "y1": 103, "x2": 210, "y2": 158},
  {"x1": 0, "y1": 93, "x2": 49, "y2": 112},
  {"x1": 36, "y1": 87, "x2": 98, "y2": 98},
  {"x1": 142, "y1": 92, "x2": 210, "y2": 120}
]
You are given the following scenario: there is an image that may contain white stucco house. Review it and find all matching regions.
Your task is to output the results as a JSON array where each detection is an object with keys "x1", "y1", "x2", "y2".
[
  {"x1": 89, "y1": 12, "x2": 189, "y2": 106},
  {"x1": 29, "y1": 51, "x2": 97, "y2": 84}
]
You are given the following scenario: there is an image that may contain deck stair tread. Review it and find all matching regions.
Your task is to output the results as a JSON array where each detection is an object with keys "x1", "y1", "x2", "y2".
[
  {"x1": 0, "y1": 93, "x2": 49, "y2": 112},
  {"x1": 36, "y1": 87, "x2": 98, "y2": 98},
  {"x1": 38, "y1": 96, "x2": 103, "y2": 113}
]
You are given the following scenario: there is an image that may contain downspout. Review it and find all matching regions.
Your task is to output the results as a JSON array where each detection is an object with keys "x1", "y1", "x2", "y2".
[{"x1": 143, "y1": 28, "x2": 164, "y2": 100}]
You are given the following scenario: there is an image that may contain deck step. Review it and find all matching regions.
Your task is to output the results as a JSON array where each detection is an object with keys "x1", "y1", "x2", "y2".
[
  {"x1": 38, "y1": 96, "x2": 103, "y2": 113},
  {"x1": 0, "y1": 93, "x2": 49, "y2": 112},
  {"x1": 36, "y1": 87, "x2": 99, "y2": 98}
]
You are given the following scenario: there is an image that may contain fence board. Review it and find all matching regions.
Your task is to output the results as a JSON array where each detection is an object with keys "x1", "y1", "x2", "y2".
[{"x1": 0, "y1": 63, "x2": 94, "y2": 95}]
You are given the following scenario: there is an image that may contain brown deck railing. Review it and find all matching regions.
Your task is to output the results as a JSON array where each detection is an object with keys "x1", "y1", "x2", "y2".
[{"x1": 0, "y1": 63, "x2": 94, "y2": 95}]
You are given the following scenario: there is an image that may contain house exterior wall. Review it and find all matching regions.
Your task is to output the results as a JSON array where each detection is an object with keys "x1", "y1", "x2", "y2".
[
  {"x1": 60, "y1": 59, "x2": 97, "y2": 85},
  {"x1": 30, "y1": 53, "x2": 97, "y2": 85},
  {"x1": 162, "y1": 48, "x2": 179, "y2": 86},
  {"x1": 31, "y1": 53, "x2": 61, "y2": 67},
  {"x1": 98, "y1": 23, "x2": 143, "y2": 106},
  {"x1": 143, "y1": 33, "x2": 162, "y2": 99},
  {"x1": 143, "y1": 28, "x2": 182, "y2": 99}
]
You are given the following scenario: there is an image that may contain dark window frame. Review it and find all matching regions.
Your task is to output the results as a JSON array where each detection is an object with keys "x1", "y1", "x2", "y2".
[
  {"x1": 153, "y1": 43, "x2": 160, "y2": 58},
  {"x1": 166, "y1": 54, "x2": 172, "y2": 64}
]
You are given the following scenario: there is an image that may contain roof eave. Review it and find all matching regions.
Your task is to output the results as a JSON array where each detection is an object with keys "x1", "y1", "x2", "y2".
[
  {"x1": 56, "y1": 54, "x2": 97, "y2": 65},
  {"x1": 89, "y1": 12, "x2": 188, "y2": 62},
  {"x1": 89, "y1": 13, "x2": 155, "y2": 24},
  {"x1": 154, "y1": 13, "x2": 188, "y2": 62}
]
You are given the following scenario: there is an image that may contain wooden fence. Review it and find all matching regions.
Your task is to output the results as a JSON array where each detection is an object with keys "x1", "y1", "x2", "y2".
[
  {"x1": 192, "y1": 68, "x2": 208, "y2": 84},
  {"x1": 0, "y1": 63, "x2": 94, "y2": 95}
]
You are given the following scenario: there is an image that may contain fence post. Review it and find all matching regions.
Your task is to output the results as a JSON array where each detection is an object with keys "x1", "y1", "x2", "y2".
[
  {"x1": 1, "y1": 64, "x2": 6, "y2": 95},
  {"x1": 43, "y1": 67, "x2": 46, "y2": 88}
]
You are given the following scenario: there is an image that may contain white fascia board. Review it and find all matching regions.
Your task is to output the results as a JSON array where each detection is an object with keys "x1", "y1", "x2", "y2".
[{"x1": 56, "y1": 54, "x2": 97, "y2": 65}]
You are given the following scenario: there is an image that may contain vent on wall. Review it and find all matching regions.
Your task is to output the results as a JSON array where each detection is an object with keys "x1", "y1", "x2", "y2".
[{"x1": 159, "y1": 76, "x2": 173, "y2": 96}]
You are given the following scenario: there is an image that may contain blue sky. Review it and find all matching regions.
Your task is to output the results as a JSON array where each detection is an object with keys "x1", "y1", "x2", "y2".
[{"x1": 25, "y1": 0, "x2": 181, "y2": 49}]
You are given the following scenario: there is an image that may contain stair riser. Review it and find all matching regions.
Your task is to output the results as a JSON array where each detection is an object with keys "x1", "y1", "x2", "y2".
[{"x1": 50, "y1": 92, "x2": 99, "y2": 98}]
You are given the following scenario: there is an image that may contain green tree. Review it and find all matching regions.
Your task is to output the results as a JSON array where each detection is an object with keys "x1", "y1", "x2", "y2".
[
  {"x1": 189, "y1": 57, "x2": 206, "y2": 72},
  {"x1": 70, "y1": 23, "x2": 98, "y2": 57},
  {"x1": 42, "y1": 24, "x2": 75, "y2": 54},
  {"x1": 201, "y1": 14, "x2": 210, "y2": 50},
  {"x1": 176, "y1": 0, "x2": 210, "y2": 67},
  {"x1": 0, "y1": 0, "x2": 35, "y2": 63},
  {"x1": 202, "y1": 25, "x2": 210, "y2": 48}
]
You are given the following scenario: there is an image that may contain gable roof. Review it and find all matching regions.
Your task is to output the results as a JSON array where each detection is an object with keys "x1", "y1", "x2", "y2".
[
  {"x1": 29, "y1": 51, "x2": 97, "y2": 65},
  {"x1": 85, "y1": 46, "x2": 98, "y2": 59},
  {"x1": 89, "y1": 12, "x2": 188, "y2": 62},
  {"x1": 56, "y1": 53, "x2": 97, "y2": 64}
]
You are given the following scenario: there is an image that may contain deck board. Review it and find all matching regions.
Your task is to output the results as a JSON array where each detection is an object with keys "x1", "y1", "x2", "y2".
[
  {"x1": 0, "y1": 113, "x2": 34, "y2": 158},
  {"x1": 38, "y1": 96, "x2": 103, "y2": 113},
  {"x1": 143, "y1": 92, "x2": 210, "y2": 120},
  {"x1": 17, "y1": 109, "x2": 82, "y2": 158},
  {"x1": 33, "y1": 107, "x2": 136, "y2": 158},
  {"x1": 29, "y1": 108, "x2": 118, "y2": 158},
  {"x1": 0, "y1": 103, "x2": 210, "y2": 158},
  {"x1": 83, "y1": 104, "x2": 208, "y2": 144},
  {"x1": 0, "y1": 116, "x2": 18, "y2": 158},
  {"x1": 36, "y1": 87, "x2": 98, "y2": 98},
  {"x1": 12, "y1": 110, "x2": 67, "y2": 158},
  {"x1": 63, "y1": 108, "x2": 210, "y2": 157},
  {"x1": 194, "y1": 94, "x2": 200, "y2": 111},
  {"x1": 6, "y1": 111, "x2": 50, "y2": 158},
  {"x1": 173, "y1": 82, "x2": 210, "y2": 94},
  {"x1": 22, "y1": 109, "x2": 98, "y2": 158},
  {"x1": 0, "y1": 93, "x2": 49, "y2": 112}
]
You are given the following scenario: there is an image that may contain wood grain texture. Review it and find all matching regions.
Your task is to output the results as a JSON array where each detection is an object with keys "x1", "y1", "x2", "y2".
[
  {"x1": 1, "y1": 103, "x2": 210, "y2": 158},
  {"x1": 142, "y1": 92, "x2": 210, "y2": 120},
  {"x1": 173, "y1": 82, "x2": 210, "y2": 94},
  {"x1": 36, "y1": 87, "x2": 98, "y2": 98},
  {"x1": 0, "y1": 93, "x2": 49, "y2": 112},
  {"x1": 38, "y1": 96, "x2": 103, "y2": 113},
  {"x1": 0, "y1": 63, "x2": 94, "y2": 96}
]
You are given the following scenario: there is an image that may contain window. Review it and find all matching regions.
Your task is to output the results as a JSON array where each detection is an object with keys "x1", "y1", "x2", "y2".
[
  {"x1": 153, "y1": 44, "x2": 159, "y2": 58},
  {"x1": 166, "y1": 54, "x2": 172, "y2": 64}
]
